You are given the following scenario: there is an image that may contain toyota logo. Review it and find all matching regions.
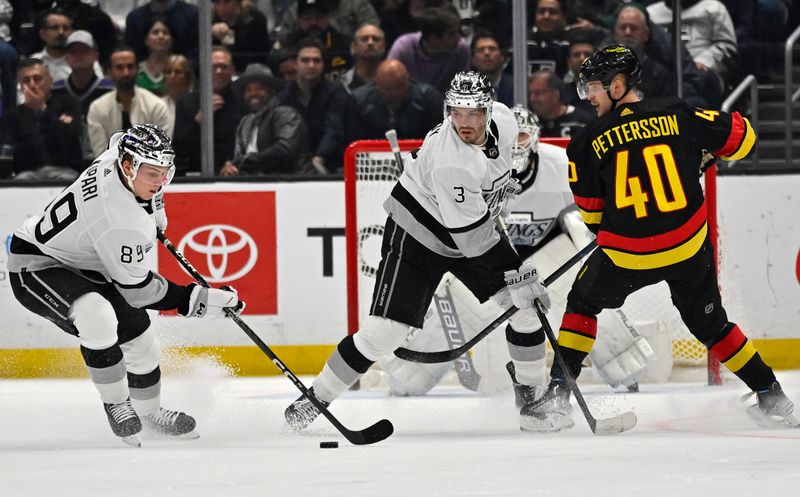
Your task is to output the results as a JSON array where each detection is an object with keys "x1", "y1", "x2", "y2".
[{"x1": 178, "y1": 224, "x2": 258, "y2": 282}]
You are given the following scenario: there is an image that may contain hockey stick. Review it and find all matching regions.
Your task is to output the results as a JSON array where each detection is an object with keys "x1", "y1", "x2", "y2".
[
  {"x1": 385, "y1": 129, "x2": 404, "y2": 173},
  {"x1": 394, "y1": 239, "x2": 598, "y2": 363},
  {"x1": 157, "y1": 231, "x2": 394, "y2": 445},
  {"x1": 532, "y1": 299, "x2": 637, "y2": 435}
]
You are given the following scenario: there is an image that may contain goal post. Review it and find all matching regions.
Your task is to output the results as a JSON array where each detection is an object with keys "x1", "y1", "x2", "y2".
[{"x1": 344, "y1": 138, "x2": 722, "y2": 385}]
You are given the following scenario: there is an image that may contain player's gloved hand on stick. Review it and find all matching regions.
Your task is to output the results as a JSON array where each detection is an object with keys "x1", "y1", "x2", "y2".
[
  {"x1": 504, "y1": 260, "x2": 550, "y2": 312},
  {"x1": 183, "y1": 284, "x2": 244, "y2": 318}
]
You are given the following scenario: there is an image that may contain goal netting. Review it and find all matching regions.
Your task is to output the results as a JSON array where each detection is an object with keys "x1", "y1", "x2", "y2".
[{"x1": 344, "y1": 139, "x2": 721, "y2": 384}]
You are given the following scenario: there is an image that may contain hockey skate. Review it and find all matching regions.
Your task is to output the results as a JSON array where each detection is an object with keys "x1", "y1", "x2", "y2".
[
  {"x1": 506, "y1": 362, "x2": 545, "y2": 409},
  {"x1": 104, "y1": 398, "x2": 142, "y2": 447},
  {"x1": 519, "y1": 379, "x2": 575, "y2": 433},
  {"x1": 142, "y1": 408, "x2": 198, "y2": 439},
  {"x1": 285, "y1": 388, "x2": 329, "y2": 431},
  {"x1": 743, "y1": 382, "x2": 799, "y2": 428}
]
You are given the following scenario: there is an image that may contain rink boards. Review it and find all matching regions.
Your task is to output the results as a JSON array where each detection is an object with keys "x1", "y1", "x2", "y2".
[{"x1": 1, "y1": 176, "x2": 799, "y2": 377}]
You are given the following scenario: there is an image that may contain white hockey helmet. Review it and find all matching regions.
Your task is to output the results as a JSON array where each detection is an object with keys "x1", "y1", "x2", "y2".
[
  {"x1": 117, "y1": 124, "x2": 176, "y2": 185},
  {"x1": 443, "y1": 70, "x2": 495, "y2": 124},
  {"x1": 510, "y1": 104, "x2": 541, "y2": 174}
]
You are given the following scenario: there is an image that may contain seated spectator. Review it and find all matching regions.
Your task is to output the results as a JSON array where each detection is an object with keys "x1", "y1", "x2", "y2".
[
  {"x1": 87, "y1": 46, "x2": 172, "y2": 156},
  {"x1": 269, "y1": 47, "x2": 298, "y2": 82},
  {"x1": 278, "y1": 37, "x2": 349, "y2": 173},
  {"x1": 125, "y1": 0, "x2": 198, "y2": 65},
  {"x1": 53, "y1": 0, "x2": 118, "y2": 71},
  {"x1": 611, "y1": 2, "x2": 719, "y2": 108},
  {"x1": 276, "y1": 0, "x2": 353, "y2": 80},
  {"x1": 528, "y1": 70, "x2": 593, "y2": 138},
  {"x1": 221, "y1": 64, "x2": 312, "y2": 176},
  {"x1": 11, "y1": 58, "x2": 83, "y2": 180},
  {"x1": 386, "y1": 6, "x2": 470, "y2": 94},
  {"x1": 0, "y1": 0, "x2": 19, "y2": 127},
  {"x1": 52, "y1": 30, "x2": 114, "y2": 163},
  {"x1": 561, "y1": 28, "x2": 602, "y2": 114},
  {"x1": 527, "y1": 0, "x2": 570, "y2": 77},
  {"x1": 470, "y1": 30, "x2": 512, "y2": 107},
  {"x1": 212, "y1": 0, "x2": 270, "y2": 73},
  {"x1": 647, "y1": 0, "x2": 738, "y2": 93},
  {"x1": 33, "y1": 8, "x2": 102, "y2": 82},
  {"x1": 350, "y1": 59, "x2": 442, "y2": 141},
  {"x1": 378, "y1": 0, "x2": 450, "y2": 50},
  {"x1": 161, "y1": 54, "x2": 193, "y2": 138},
  {"x1": 341, "y1": 23, "x2": 386, "y2": 94},
  {"x1": 173, "y1": 46, "x2": 248, "y2": 174},
  {"x1": 277, "y1": 0, "x2": 380, "y2": 42},
  {"x1": 136, "y1": 17, "x2": 174, "y2": 96}
]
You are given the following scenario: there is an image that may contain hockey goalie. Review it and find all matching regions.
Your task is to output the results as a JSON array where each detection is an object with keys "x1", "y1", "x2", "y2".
[{"x1": 378, "y1": 106, "x2": 656, "y2": 430}]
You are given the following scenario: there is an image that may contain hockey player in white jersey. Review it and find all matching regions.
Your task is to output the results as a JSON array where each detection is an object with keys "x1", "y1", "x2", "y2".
[
  {"x1": 285, "y1": 71, "x2": 554, "y2": 431},
  {"x1": 7, "y1": 124, "x2": 242, "y2": 447},
  {"x1": 380, "y1": 105, "x2": 655, "y2": 431}
]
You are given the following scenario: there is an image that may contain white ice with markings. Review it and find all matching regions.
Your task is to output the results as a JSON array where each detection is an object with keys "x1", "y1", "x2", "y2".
[{"x1": 1, "y1": 364, "x2": 798, "y2": 497}]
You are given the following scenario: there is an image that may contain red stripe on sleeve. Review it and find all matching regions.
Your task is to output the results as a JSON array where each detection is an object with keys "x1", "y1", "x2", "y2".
[{"x1": 715, "y1": 112, "x2": 745, "y2": 158}]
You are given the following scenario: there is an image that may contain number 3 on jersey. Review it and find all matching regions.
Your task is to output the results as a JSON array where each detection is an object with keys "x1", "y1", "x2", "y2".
[{"x1": 615, "y1": 144, "x2": 687, "y2": 218}]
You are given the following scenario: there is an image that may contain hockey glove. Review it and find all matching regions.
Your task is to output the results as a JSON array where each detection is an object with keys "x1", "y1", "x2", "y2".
[
  {"x1": 504, "y1": 260, "x2": 550, "y2": 312},
  {"x1": 184, "y1": 284, "x2": 244, "y2": 318}
]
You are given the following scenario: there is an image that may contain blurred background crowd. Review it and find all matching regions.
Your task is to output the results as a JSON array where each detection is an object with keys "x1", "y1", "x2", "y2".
[{"x1": 0, "y1": 0, "x2": 797, "y2": 180}]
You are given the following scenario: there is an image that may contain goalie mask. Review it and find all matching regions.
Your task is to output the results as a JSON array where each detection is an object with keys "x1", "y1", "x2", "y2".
[
  {"x1": 118, "y1": 124, "x2": 176, "y2": 188},
  {"x1": 576, "y1": 44, "x2": 641, "y2": 103},
  {"x1": 511, "y1": 104, "x2": 541, "y2": 174},
  {"x1": 443, "y1": 71, "x2": 495, "y2": 126}
]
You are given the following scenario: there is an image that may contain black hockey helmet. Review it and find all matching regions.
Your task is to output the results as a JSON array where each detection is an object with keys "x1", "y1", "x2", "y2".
[{"x1": 576, "y1": 44, "x2": 642, "y2": 99}]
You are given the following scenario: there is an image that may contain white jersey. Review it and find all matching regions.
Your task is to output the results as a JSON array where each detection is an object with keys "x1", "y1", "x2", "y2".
[
  {"x1": 505, "y1": 142, "x2": 573, "y2": 249},
  {"x1": 7, "y1": 132, "x2": 171, "y2": 308},
  {"x1": 384, "y1": 101, "x2": 518, "y2": 258}
]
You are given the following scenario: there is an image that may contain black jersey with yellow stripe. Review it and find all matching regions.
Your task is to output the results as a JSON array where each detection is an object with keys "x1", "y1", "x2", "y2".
[{"x1": 566, "y1": 96, "x2": 755, "y2": 270}]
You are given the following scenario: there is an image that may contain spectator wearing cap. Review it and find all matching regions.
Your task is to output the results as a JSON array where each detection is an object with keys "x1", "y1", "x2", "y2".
[
  {"x1": 52, "y1": 0, "x2": 118, "y2": 71},
  {"x1": 32, "y1": 8, "x2": 104, "y2": 82},
  {"x1": 470, "y1": 31, "x2": 512, "y2": 108},
  {"x1": 341, "y1": 23, "x2": 385, "y2": 94},
  {"x1": 173, "y1": 46, "x2": 248, "y2": 175},
  {"x1": 11, "y1": 58, "x2": 83, "y2": 180},
  {"x1": 386, "y1": 6, "x2": 470, "y2": 95},
  {"x1": 87, "y1": 46, "x2": 172, "y2": 156},
  {"x1": 52, "y1": 30, "x2": 114, "y2": 163},
  {"x1": 350, "y1": 59, "x2": 442, "y2": 141},
  {"x1": 276, "y1": 0, "x2": 353, "y2": 80},
  {"x1": 221, "y1": 64, "x2": 311, "y2": 176},
  {"x1": 212, "y1": 0, "x2": 270, "y2": 73},
  {"x1": 278, "y1": 38, "x2": 349, "y2": 174},
  {"x1": 125, "y1": 0, "x2": 199, "y2": 65},
  {"x1": 277, "y1": 0, "x2": 380, "y2": 42}
]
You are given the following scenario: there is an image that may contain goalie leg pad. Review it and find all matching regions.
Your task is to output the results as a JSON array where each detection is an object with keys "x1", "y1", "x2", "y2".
[{"x1": 589, "y1": 309, "x2": 656, "y2": 388}]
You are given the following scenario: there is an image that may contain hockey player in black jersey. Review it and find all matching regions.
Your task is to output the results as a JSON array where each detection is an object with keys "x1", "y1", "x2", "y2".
[
  {"x1": 285, "y1": 71, "x2": 560, "y2": 432},
  {"x1": 527, "y1": 44, "x2": 797, "y2": 428}
]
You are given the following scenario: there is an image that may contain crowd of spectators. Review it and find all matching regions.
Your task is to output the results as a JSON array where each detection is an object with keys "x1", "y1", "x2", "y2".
[{"x1": 0, "y1": 0, "x2": 797, "y2": 180}]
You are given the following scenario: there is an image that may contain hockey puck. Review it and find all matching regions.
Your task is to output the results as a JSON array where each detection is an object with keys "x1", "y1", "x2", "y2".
[{"x1": 319, "y1": 441, "x2": 339, "y2": 449}]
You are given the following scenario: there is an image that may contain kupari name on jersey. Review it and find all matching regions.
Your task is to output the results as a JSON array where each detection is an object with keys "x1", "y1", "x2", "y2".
[
  {"x1": 80, "y1": 163, "x2": 100, "y2": 202},
  {"x1": 591, "y1": 114, "x2": 679, "y2": 159}
]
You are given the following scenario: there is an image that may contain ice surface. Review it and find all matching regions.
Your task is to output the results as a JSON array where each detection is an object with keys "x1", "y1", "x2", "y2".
[{"x1": 1, "y1": 366, "x2": 798, "y2": 497}]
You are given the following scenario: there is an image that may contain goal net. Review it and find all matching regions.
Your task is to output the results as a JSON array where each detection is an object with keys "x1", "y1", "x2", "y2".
[{"x1": 344, "y1": 139, "x2": 721, "y2": 384}]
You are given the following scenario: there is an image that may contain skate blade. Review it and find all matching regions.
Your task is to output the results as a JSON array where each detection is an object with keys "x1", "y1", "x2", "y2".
[
  {"x1": 593, "y1": 411, "x2": 637, "y2": 436},
  {"x1": 120, "y1": 434, "x2": 141, "y2": 447},
  {"x1": 746, "y1": 405, "x2": 800, "y2": 429}
]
